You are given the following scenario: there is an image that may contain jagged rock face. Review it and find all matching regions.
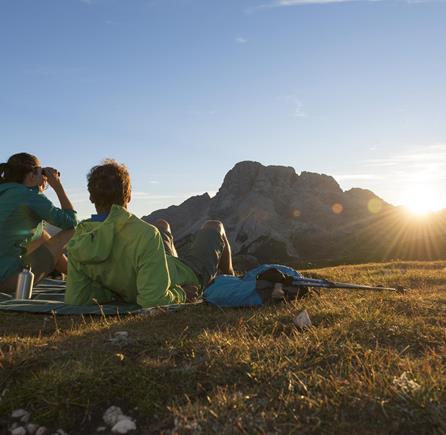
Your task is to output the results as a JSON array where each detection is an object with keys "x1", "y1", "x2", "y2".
[
  {"x1": 145, "y1": 193, "x2": 211, "y2": 240},
  {"x1": 142, "y1": 161, "x2": 446, "y2": 267}
]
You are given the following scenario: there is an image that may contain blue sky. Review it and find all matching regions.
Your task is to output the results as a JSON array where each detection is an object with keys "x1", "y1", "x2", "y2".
[{"x1": 1, "y1": 0, "x2": 446, "y2": 218}]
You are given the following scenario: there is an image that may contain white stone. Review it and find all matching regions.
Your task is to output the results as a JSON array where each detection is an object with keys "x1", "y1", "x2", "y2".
[
  {"x1": 103, "y1": 406, "x2": 124, "y2": 427},
  {"x1": 26, "y1": 423, "x2": 39, "y2": 434},
  {"x1": 111, "y1": 419, "x2": 136, "y2": 434},
  {"x1": 293, "y1": 310, "x2": 312, "y2": 329},
  {"x1": 35, "y1": 427, "x2": 48, "y2": 435},
  {"x1": 56, "y1": 430, "x2": 68, "y2": 435},
  {"x1": 392, "y1": 372, "x2": 421, "y2": 393},
  {"x1": 11, "y1": 410, "x2": 30, "y2": 420},
  {"x1": 96, "y1": 427, "x2": 107, "y2": 432},
  {"x1": 11, "y1": 427, "x2": 27, "y2": 435},
  {"x1": 20, "y1": 413, "x2": 31, "y2": 424}
]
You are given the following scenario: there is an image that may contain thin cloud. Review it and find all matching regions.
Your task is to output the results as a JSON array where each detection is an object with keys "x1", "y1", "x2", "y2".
[
  {"x1": 334, "y1": 174, "x2": 384, "y2": 181},
  {"x1": 256, "y1": 0, "x2": 442, "y2": 8},
  {"x1": 256, "y1": 0, "x2": 359, "y2": 8},
  {"x1": 280, "y1": 94, "x2": 307, "y2": 118},
  {"x1": 365, "y1": 144, "x2": 446, "y2": 183},
  {"x1": 275, "y1": 0, "x2": 355, "y2": 5},
  {"x1": 294, "y1": 101, "x2": 306, "y2": 118},
  {"x1": 368, "y1": 144, "x2": 446, "y2": 166},
  {"x1": 235, "y1": 37, "x2": 248, "y2": 44},
  {"x1": 131, "y1": 192, "x2": 180, "y2": 200}
]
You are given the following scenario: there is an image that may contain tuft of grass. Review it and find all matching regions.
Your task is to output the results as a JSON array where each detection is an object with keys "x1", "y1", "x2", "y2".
[{"x1": 1, "y1": 261, "x2": 446, "y2": 434}]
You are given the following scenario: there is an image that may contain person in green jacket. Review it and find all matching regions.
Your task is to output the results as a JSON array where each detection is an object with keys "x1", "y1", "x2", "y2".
[
  {"x1": 65, "y1": 159, "x2": 234, "y2": 308},
  {"x1": 0, "y1": 152, "x2": 78, "y2": 292}
]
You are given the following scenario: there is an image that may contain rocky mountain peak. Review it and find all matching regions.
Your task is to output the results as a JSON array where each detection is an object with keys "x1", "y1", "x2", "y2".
[
  {"x1": 217, "y1": 161, "x2": 263, "y2": 196},
  {"x1": 143, "y1": 161, "x2": 445, "y2": 268},
  {"x1": 297, "y1": 171, "x2": 342, "y2": 194}
]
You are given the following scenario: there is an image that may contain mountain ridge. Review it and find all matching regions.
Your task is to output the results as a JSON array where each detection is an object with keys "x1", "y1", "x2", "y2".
[{"x1": 143, "y1": 161, "x2": 446, "y2": 268}]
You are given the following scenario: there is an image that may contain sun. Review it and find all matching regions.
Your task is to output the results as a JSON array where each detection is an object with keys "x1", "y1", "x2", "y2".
[{"x1": 401, "y1": 185, "x2": 443, "y2": 216}]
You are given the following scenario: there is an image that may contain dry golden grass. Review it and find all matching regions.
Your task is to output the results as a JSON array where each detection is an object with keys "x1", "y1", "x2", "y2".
[{"x1": 1, "y1": 261, "x2": 446, "y2": 434}]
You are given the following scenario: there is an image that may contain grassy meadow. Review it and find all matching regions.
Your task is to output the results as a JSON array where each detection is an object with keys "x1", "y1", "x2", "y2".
[{"x1": 1, "y1": 261, "x2": 446, "y2": 434}]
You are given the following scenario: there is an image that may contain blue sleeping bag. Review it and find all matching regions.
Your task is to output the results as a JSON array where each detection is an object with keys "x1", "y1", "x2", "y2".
[{"x1": 203, "y1": 264, "x2": 304, "y2": 307}]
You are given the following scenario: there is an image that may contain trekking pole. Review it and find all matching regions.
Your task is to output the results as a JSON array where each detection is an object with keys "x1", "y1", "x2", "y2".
[{"x1": 291, "y1": 278, "x2": 407, "y2": 293}]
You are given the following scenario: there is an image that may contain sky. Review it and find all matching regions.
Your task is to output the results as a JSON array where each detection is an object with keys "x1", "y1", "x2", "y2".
[{"x1": 1, "y1": 0, "x2": 446, "y2": 218}]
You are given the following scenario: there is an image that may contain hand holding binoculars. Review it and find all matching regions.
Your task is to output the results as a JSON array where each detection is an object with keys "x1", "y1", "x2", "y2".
[{"x1": 42, "y1": 168, "x2": 61, "y2": 177}]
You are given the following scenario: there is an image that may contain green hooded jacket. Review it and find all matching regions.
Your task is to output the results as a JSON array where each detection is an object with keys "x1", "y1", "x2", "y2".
[{"x1": 65, "y1": 205, "x2": 198, "y2": 308}]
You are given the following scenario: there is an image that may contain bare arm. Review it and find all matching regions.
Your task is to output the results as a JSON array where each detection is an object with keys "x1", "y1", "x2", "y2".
[{"x1": 44, "y1": 167, "x2": 74, "y2": 211}]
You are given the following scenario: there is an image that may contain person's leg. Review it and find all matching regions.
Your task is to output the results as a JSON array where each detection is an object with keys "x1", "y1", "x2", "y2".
[
  {"x1": 27, "y1": 230, "x2": 70, "y2": 274},
  {"x1": 43, "y1": 229, "x2": 74, "y2": 274},
  {"x1": 0, "y1": 234, "x2": 51, "y2": 292},
  {"x1": 22, "y1": 228, "x2": 74, "y2": 280},
  {"x1": 0, "y1": 273, "x2": 19, "y2": 293},
  {"x1": 0, "y1": 228, "x2": 74, "y2": 293},
  {"x1": 201, "y1": 221, "x2": 234, "y2": 276},
  {"x1": 26, "y1": 231, "x2": 48, "y2": 254},
  {"x1": 178, "y1": 220, "x2": 234, "y2": 289},
  {"x1": 153, "y1": 219, "x2": 178, "y2": 257}
]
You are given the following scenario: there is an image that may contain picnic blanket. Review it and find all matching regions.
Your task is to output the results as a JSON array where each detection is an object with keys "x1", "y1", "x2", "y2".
[{"x1": 0, "y1": 279, "x2": 183, "y2": 315}]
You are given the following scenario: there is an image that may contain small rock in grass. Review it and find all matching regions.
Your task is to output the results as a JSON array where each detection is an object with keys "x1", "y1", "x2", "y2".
[
  {"x1": 11, "y1": 410, "x2": 30, "y2": 420},
  {"x1": 20, "y1": 414, "x2": 31, "y2": 424},
  {"x1": 26, "y1": 423, "x2": 39, "y2": 434},
  {"x1": 392, "y1": 372, "x2": 421, "y2": 393},
  {"x1": 109, "y1": 331, "x2": 130, "y2": 345},
  {"x1": 111, "y1": 418, "x2": 136, "y2": 434},
  {"x1": 35, "y1": 427, "x2": 48, "y2": 435},
  {"x1": 96, "y1": 427, "x2": 107, "y2": 432},
  {"x1": 11, "y1": 427, "x2": 27, "y2": 435},
  {"x1": 103, "y1": 406, "x2": 124, "y2": 427},
  {"x1": 56, "y1": 430, "x2": 68, "y2": 435},
  {"x1": 293, "y1": 309, "x2": 312, "y2": 329}
]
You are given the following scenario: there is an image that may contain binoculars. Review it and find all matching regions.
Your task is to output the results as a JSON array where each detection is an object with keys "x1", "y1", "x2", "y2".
[{"x1": 42, "y1": 168, "x2": 61, "y2": 177}]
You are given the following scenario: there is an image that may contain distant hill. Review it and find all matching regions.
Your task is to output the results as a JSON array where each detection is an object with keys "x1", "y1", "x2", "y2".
[{"x1": 143, "y1": 161, "x2": 446, "y2": 268}]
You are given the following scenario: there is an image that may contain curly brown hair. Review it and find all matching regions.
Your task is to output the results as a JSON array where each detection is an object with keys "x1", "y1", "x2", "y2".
[{"x1": 87, "y1": 159, "x2": 131, "y2": 212}]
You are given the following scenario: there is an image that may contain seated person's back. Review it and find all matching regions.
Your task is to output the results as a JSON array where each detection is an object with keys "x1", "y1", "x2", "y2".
[
  {"x1": 65, "y1": 160, "x2": 189, "y2": 308},
  {"x1": 0, "y1": 152, "x2": 77, "y2": 293}
]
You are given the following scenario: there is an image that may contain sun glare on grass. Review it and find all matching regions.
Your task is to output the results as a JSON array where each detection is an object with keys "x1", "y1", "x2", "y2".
[{"x1": 401, "y1": 186, "x2": 443, "y2": 216}]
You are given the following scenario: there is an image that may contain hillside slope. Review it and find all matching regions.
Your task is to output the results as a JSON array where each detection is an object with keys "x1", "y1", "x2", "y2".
[{"x1": 1, "y1": 261, "x2": 445, "y2": 434}]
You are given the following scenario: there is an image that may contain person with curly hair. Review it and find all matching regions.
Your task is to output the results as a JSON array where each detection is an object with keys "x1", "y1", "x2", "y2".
[
  {"x1": 0, "y1": 152, "x2": 78, "y2": 292},
  {"x1": 65, "y1": 159, "x2": 234, "y2": 308}
]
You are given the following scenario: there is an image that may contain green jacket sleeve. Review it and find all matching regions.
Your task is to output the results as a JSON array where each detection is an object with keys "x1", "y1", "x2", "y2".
[
  {"x1": 27, "y1": 190, "x2": 78, "y2": 230},
  {"x1": 135, "y1": 229, "x2": 181, "y2": 308},
  {"x1": 65, "y1": 256, "x2": 115, "y2": 305}
]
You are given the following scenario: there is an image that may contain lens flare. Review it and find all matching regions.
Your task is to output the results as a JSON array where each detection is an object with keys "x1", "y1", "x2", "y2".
[
  {"x1": 368, "y1": 198, "x2": 383, "y2": 214},
  {"x1": 332, "y1": 203, "x2": 343, "y2": 214},
  {"x1": 292, "y1": 208, "x2": 301, "y2": 218}
]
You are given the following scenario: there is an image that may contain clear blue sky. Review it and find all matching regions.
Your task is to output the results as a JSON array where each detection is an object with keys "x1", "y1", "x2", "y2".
[{"x1": 1, "y1": 0, "x2": 446, "y2": 218}]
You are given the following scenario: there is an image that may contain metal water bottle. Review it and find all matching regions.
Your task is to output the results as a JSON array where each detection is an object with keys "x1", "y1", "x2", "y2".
[{"x1": 15, "y1": 266, "x2": 34, "y2": 300}]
